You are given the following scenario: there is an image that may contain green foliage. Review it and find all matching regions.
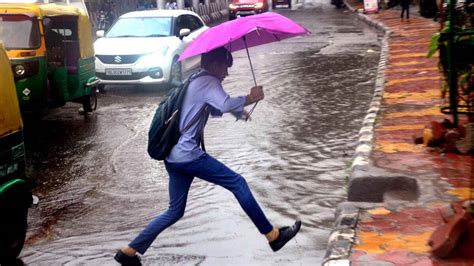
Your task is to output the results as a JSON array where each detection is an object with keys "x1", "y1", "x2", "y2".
[
  {"x1": 427, "y1": 0, "x2": 473, "y2": 122},
  {"x1": 427, "y1": 33, "x2": 440, "y2": 58}
]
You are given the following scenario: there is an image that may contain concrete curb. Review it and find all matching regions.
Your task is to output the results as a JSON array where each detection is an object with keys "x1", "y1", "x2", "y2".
[
  {"x1": 322, "y1": 202, "x2": 383, "y2": 265},
  {"x1": 322, "y1": 203, "x2": 359, "y2": 265},
  {"x1": 343, "y1": 2, "x2": 420, "y2": 203},
  {"x1": 344, "y1": 7, "x2": 420, "y2": 203},
  {"x1": 322, "y1": 3, "x2": 394, "y2": 265},
  {"x1": 343, "y1": 3, "x2": 390, "y2": 176}
]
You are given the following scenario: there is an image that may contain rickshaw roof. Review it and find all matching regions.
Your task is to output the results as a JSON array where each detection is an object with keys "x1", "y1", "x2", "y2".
[
  {"x1": 38, "y1": 3, "x2": 86, "y2": 17},
  {"x1": 0, "y1": 3, "x2": 94, "y2": 59},
  {"x1": 0, "y1": 3, "x2": 86, "y2": 17}
]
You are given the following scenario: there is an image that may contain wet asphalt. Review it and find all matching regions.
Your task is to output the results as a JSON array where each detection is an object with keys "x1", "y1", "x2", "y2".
[{"x1": 20, "y1": 2, "x2": 381, "y2": 265}]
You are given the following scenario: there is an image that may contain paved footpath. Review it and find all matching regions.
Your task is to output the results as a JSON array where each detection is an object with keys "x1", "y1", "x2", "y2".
[{"x1": 324, "y1": 2, "x2": 474, "y2": 265}]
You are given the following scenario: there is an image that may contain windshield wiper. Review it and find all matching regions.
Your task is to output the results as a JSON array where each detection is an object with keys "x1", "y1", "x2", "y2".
[
  {"x1": 145, "y1": 34, "x2": 168, "y2": 37},
  {"x1": 112, "y1": 35, "x2": 138, "y2": 38}
]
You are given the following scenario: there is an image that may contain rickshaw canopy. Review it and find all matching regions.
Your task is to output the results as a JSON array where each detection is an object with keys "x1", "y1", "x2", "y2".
[
  {"x1": 0, "y1": 42, "x2": 23, "y2": 136},
  {"x1": 0, "y1": 3, "x2": 94, "y2": 58},
  {"x1": 38, "y1": 4, "x2": 94, "y2": 58}
]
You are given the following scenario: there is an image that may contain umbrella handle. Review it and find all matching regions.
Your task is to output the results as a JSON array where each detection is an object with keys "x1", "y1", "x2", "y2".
[{"x1": 245, "y1": 101, "x2": 258, "y2": 121}]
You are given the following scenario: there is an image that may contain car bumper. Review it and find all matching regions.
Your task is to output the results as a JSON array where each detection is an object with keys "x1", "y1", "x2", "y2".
[
  {"x1": 95, "y1": 59, "x2": 171, "y2": 85},
  {"x1": 96, "y1": 70, "x2": 168, "y2": 85},
  {"x1": 230, "y1": 9, "x2": 266, "y2": 17}
]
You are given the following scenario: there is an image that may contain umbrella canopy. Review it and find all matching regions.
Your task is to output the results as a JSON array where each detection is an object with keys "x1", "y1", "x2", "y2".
[
  {"x1": 179, "y1": 12, "x2": 310, "y2": 120},
  {"x1": 179, "y1": 12, "x2": 310, "y2": 61}
]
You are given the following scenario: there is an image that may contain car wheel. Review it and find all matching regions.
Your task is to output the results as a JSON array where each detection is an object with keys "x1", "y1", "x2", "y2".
[
  {"x1": 170, "y1": 58, "x2": 182, "y2": 83},
  {"x1": 0, "y1": 207, "x2": 28, "y2": 263},
  {"x1": 229, "y1": 15, "x2": 236, "y2": 20},
  {"x1": 288, "y1": 0, "x2": 291, "y2": 8}
]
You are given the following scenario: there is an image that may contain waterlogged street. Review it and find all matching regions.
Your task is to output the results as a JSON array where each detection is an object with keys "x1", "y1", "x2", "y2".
[{"x1": 21, "y1": 3, "x2": 381, "y2": 265}]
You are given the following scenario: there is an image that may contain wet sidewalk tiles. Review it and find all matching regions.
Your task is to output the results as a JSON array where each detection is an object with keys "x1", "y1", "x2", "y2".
[{"x1": 323, "y1": 1, "x2": 474, "y2": 265}]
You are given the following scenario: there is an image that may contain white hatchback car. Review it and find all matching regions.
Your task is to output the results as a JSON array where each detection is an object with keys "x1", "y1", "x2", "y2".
[{"x1": 94, "y1": 9, "x2": 208, "y2": 87}]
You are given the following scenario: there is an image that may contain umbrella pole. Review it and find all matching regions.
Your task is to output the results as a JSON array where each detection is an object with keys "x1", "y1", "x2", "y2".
[
  {"x1": 243, "y1": 36, "x2": 258, "y2": 87},
  {"x1": 243, "y1": 36, "x2": 258, "y2": 120}
]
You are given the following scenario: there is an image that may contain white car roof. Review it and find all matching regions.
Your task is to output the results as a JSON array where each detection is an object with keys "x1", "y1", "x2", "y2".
[{"x1": 120, "y1": 9, "x2": 198, "y2": 19}]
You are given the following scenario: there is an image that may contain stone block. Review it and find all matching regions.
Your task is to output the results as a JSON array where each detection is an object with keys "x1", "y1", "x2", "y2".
[{"x1": 348, "y1": 167, "x2": 419, "y2": 202}]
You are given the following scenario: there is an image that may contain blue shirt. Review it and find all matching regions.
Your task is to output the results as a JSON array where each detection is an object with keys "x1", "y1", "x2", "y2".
[{"x1": 166, "y1": 71, "x2": 246, "y2": 163}]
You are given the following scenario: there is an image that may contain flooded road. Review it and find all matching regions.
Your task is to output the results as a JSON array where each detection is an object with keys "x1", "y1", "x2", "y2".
[{"x1": 21, "y1": 3, "x2": 381, "y2": 265}]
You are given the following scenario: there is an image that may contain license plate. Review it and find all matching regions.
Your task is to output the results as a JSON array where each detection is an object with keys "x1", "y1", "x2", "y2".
[{"x1": 106, "y1": 68, "x2": 132, "y2": 75}]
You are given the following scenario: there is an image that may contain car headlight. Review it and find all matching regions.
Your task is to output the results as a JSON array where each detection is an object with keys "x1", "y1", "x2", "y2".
[
  {"x1": 229, "y1": 3, "x2": 238, "y2": 9},
  {"x1": 255, "y1": 2, "x2": 264, "y2": 8},
  {"x1": 139, "y1": 46, "x2": 169, "y2": 66}
]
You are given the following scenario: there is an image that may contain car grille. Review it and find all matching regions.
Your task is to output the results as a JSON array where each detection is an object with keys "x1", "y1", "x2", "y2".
[{"x1": 96, "y1": 54, "x2": 142, "y2": 64}]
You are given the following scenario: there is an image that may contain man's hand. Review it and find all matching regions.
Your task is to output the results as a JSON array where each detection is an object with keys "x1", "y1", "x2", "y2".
[{"x1": 245, "y1": 86, "x2": 264, "y2": 106}]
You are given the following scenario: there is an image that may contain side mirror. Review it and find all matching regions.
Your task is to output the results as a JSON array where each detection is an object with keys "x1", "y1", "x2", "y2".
[
  {"x1": 179, "y1": 28, "x2": 191, "y2": 40},
  {"x1": 96, "y1": 30, "x2": 105, "y2": 38}
]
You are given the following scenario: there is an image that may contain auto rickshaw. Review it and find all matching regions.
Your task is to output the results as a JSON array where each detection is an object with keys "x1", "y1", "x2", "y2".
[
  {"x1": 0, "y1": 2, "x2": 99, "y2": 114},
  {"x1": 0, "y1": 42, "x2": 35, "y2": 263}
]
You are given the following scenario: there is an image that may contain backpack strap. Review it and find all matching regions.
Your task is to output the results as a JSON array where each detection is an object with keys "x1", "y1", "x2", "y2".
[
  {"x1": 181, "y1": 105, "x2": 207, "y2": 152},
  {"x1": 180, "y1": 70, "x2": 213, "y2": 151},
  {"x1": 180, "y1": 70, "x2": 211, "y2": 133},
  {"x1": 181, "y1": 105, "x2": 205, "y2": 133}
]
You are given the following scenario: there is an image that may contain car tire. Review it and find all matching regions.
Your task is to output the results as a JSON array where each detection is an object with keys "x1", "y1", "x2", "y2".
[
  {"x1": 229, "y1": 15, "x2": 236, "y2": 20},
  {"x1": 170, "y1": 57, "x2": 182, "y2": 84},
  {"x1": 288, "y1": 1, "x2": 291, "y2": 8}
]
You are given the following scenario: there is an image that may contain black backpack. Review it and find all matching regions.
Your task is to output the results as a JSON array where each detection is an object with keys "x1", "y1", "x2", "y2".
[{"x1": 147, "y1": 71, "x2": 209, "y2": 160}]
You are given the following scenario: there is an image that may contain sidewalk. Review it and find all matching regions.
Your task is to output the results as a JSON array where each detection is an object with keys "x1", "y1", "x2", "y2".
[{"x1": 323, "y1": 2, "x2": 474, "y2": 265}]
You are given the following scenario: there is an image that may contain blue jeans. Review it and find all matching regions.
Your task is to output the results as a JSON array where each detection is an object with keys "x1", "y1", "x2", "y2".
[{"x1": 129, "y1": 153, "x2": 273, "y2": 254}]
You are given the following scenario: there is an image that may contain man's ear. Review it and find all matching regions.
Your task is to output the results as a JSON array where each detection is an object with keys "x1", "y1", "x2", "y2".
[{"x1": 207, "y1": 61, "x2": 218, "y2": 74}]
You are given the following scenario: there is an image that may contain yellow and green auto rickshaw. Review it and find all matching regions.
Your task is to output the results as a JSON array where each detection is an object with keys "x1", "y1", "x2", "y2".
[
  {"x1": 0, "y1": 2, "x2": 99, "y2": 114},
  {"x1": 0, "y1": 42, "x2": 35, "y2": 263}
]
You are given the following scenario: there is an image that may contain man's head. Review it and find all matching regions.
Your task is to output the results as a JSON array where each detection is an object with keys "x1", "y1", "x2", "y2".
[{"x1": 201, "y1": 47, "x2": 233, "y2": 81}]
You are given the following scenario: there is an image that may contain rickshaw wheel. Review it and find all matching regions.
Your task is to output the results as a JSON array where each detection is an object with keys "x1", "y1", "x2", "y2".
[
  {"x1": 82, "y1": 92, "x2": 97, "y2": 113},
  {"x1": 0, "y1": 207, "x2": 28, "y2": 263}
]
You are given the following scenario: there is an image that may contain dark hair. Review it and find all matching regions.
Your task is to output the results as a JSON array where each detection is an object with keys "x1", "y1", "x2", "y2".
[{"x1": 201, "y1": 47, "x2": 233, "y2": 69}]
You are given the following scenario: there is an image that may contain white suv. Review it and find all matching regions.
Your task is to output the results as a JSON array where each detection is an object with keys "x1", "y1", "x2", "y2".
[{"x1": 94, "y1": 9, "x2": 208, "y2": 87}]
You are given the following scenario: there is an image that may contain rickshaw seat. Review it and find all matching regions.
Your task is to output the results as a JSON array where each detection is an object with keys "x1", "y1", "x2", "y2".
[{"x1": 64, "y1": 41, "x2": 80, "y2": 74}]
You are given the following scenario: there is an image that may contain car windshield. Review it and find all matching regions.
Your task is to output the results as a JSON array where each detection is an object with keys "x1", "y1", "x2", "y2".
[
  {"x1": 106, "y1": 17, "x2": 172, "y2": 38},
  {"x1": 0, "y1": 14, "x2": 41, "y2": 49}
]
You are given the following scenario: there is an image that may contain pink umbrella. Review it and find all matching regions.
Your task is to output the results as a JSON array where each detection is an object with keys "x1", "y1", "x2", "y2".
[{"x1": 179, "y1": 12, "x2": 310, "y2": 118}]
